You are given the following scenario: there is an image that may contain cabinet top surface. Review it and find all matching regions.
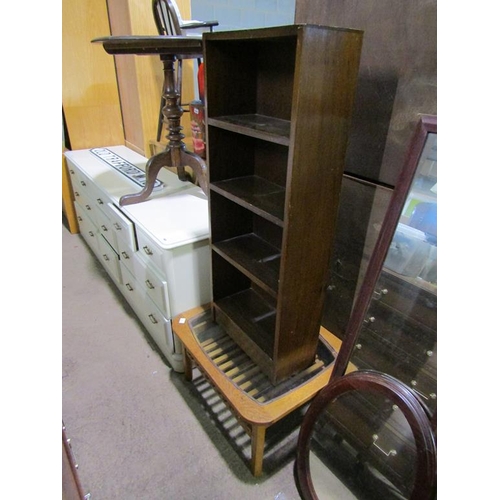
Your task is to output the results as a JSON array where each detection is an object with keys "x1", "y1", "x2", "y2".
[
  {"x1": 65, "y1": 146, "x2": 209, "y2": 248},
  {"x1": 203, "y1": 23, "x2": 363, "y2": 42}
]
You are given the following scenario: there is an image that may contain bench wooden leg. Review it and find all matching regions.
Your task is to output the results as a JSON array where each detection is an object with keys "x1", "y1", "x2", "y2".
[
  {"x1": 251, "y1": 424, "x2": 266, "y2": 477},
  {"x1": 183, "y1": 347, "x2": 193, "y2": 382}
]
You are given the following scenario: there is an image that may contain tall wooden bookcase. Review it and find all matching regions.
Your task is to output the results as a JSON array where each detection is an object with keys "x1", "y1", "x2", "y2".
[{"x1": 204, "y1": 25, "x2": 363, "y2": 384}]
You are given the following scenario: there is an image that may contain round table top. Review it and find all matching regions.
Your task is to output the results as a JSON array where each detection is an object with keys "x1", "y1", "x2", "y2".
[{"x1": 92, "y1": 35, "x2": 203, "y2": 58}]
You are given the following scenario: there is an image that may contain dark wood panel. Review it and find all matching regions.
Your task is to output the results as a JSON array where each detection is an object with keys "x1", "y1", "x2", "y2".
[
  {"x1": 295, "y1": 0, "x2": 437, "y2": 186},
  {"x1": 275, "y1": 27, "x2": 363, "y2": 376}
]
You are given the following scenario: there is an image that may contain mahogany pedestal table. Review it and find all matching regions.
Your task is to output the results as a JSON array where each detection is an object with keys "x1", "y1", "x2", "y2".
[
  {"x1": 92, "y1": 35, "x2": 208, "y2": 206},
  {"x1": 172, "y1": 304, "x2": 342, "y2": 476}
]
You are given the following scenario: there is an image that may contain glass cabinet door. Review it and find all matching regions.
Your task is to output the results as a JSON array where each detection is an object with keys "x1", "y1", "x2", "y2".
[
  {"x1": 351, "y1": 130, "x2": 437, "y2": 415},
  {"x1": 295, "y1": 116, "x2": 437, "y2": 500}
]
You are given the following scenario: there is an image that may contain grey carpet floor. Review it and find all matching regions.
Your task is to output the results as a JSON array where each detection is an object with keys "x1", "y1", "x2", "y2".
[{"x1": 62, "y1": 219, "x2": 304, "y2": 500}]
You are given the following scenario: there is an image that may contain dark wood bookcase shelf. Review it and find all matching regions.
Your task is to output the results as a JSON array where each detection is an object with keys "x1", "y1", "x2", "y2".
[
  {"x1": 204, "y1": 24, "x2": 363, "y2": 383},
  {"x1": 212, "y1": 233, "x2": 281, "y2": 297},
  {"x1": 210, "y1": 176, "x2": 286, "y2": 226},
  {"x1": 207, "y1": 115, "x2": 291, "y2": 145}
]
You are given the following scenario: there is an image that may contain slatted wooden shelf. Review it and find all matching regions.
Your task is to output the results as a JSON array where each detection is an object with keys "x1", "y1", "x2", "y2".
[{"x1": 173, "y1": 305, "x2": 342, "y2": 476}]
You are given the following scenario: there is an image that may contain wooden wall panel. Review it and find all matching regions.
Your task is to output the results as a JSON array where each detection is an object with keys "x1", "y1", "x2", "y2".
[
  {"x1": 62, "y1": 0, "x2": 124, "y2": 149},
  {"x1": 294, "y1": 1, "x2": 436, "y2": 338},
  {"x1": 295, "y1": 0, "x2": 436, "y2": 186}
]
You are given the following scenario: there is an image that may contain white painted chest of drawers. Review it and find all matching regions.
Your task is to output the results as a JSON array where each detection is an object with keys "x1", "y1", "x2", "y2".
[{"x1": 65, "y1": 146, "x2": 211, "y2": 371}]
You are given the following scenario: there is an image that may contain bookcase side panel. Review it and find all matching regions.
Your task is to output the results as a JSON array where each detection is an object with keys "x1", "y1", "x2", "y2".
[{"x1": 274, "y1": 27, "x2": 363, "y2": 381}]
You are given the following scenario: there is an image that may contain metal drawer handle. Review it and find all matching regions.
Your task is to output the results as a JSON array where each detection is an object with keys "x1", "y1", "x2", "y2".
[
  {"x1": 148, "y1": 314, "x2": 158, "y2": 324},
  {"x1": 97, "y1": 198, "x2": 103, "y2": 205},
  {"x1": 77, "y1": 216, "x2": 82, "y2": 222},
  {"x1": 372, "y1": 435, "x2": 397, "y2": 457},
  {"x1": 70, "y1": 169, "x2": 75, "y2": 174},
  {"x1": 355, "y1": 343, "x2": 362, "y2": 350},
  {"x1": 125, "y1": 283, "x2": 133, "y2": 291},
  {"x1": 113, "y1": 223, "x2": 122, "y2": 230},
  {"x1": 101, "y1": 225, "x2": 108, "y2": 232},
  {"x1": 121, "y1": 251, "x2": 129, "y2": 259},
  {"x1": 74, "y1": 191, "x2": 80, "y2": 197},
  {"x1": 143, "y1": 245, "x2": 153, "y2": 255},
  {"x1": 373, "y1": 288, "x2": 388, "y2": 299},
  {"x1": 411, "y1": 381, "x2": 437, "y2": 401},
  {"x1": 80, "y1": 180, "x2": 86, "y2": 186},
  {"x1": 145, "y1": 280, "x2": 155, "y2": 289},
  {"x1": 363, "y1": 316, "x2": 376, "y2": 324},
  {"x1": 88, "y1": 231, "x2": 94, "y2": 237},
  {"x1": 103, "y1": 254, "x2": 110, "y2": 261},
  {"x1": 85, "y1": 204, "x2": 91, "y2": 211}
]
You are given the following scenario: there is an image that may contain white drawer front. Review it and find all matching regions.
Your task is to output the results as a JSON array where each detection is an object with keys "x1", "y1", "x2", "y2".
[
  {"x1": 133, "y1": 254, "x2": 171, "y2": 318},
  {"x1": 97, "y1": 235, "x2": 122, "y2": 284},
  {"x1": 107, "y1": 203, "x2": 137, "y2": 251},
  {"x1": 121, "y1": 263, "x2": 182, "y2": 365},
  {"x1": 120, "y1": 265, "x2": 146, "y2": 309},
  {"x1": 117, "y1": 234, "x2": 136, "y2": 274},
  {"x1": 71, "y1": 168, "x2": 95, "y2": 202},
  {"x1": 94, "y1": 208, "x2": 113, "y2": 241},
  {"x1": 73, "y1": 188, "x2": 95, "y2": 218},
  {"x1": 136, "y1": 297, "x2": 178, "y2": 357},
  {"x1": 136, "y1": 229, "x2": 165, "y2": 276},
  {"x1": 94, "y1": 206, "x2": 118, "y2": 252},
  {"x1": 75, "y1": 204, "x2": 100, "y2": 254}
]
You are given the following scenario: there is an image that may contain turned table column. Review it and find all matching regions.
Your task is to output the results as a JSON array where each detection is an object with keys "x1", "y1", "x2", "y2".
[{"x1": 92, "y1": 35, "x2": 208, "y2": 206}]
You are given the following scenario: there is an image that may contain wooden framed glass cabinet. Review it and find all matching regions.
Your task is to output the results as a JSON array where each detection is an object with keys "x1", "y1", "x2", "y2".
[
  {"x1": 295, "y1": 115, "x2": 437, "y2": 500},
  {"x1": 334, "y1": 114, "x2": 437, "y2": 416}
]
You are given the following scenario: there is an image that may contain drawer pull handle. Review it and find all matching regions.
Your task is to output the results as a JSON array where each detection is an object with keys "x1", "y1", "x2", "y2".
[
  {"x1": 88, "y1": 231, "x2": 94, "y2": 237},
  {"x1": 373, "y1": 288, "x2": 388, "y2": 299},
  {"x1": 145, "y1": 280, "x2": 155, "y2": 289},
  {"x1": 148, "y1": 314, "x2": 158, "y2": 324},
  {"x1": 97, "y1": 198, "x2": 103, "y2": 205},
  {"x1": 70, "y1": 169, "x2": 75, "y2": 174},
  {"x1": 113, "y1": 223, "x2": 122, "y2": 230},
  {"x1": 101, "y1": 225, "x2": 108, "y2": 232},
  {"x1": 415, "y1": 389, "x2": 437, "y2": 401},
  {"x1": 74, "y1": 191, "x2": 80, "y2": 197},
  {"x1": 412, "y1": 383, "x2": 437, "y2": 401},
  {"x1": 355, "y1": 343, "x2": 362, "y2": 350},
  {"x1": 85, "y1": 205, "x2": 91, "y2": 211},
  {"x1": 143, "y1": 246, "x2": 153, "y2": 255},
  {"x1": 77, "y1": 216, "x2": 82, "y2": 222},
  {"x1": 363, "y1": 316, "x2": 375, "y2": 324},
  {"x1": 121, "y1": 251, "x2": 129, "y2": 259},
  {"x1": 103, "y1": 254, "x2": 110, "y2": 261},
  {"x1": 372, "y1": 435, "x2": 397, "y2": 457},
  {"x1": 125, "y1": 283, "x2": 133, "y2": 291},
  {"x1": 80, "y1": 180, "x2": 86, "y2": 186}
]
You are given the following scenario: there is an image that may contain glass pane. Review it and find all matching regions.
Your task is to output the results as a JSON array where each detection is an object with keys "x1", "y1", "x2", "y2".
[
  {"x1": 351, "y1": 133, "x2": 437, "y2": 415},
  {"x1": 322, "y1": 175, "x2": 393, "y2": 338},
  {"x1": 310, "y1": 390, "x2": 418, "y2": 499}
]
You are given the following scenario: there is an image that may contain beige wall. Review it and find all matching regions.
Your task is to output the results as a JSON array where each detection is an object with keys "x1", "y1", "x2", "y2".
[{"x1": 63, "y1": 0, "x2": 196, "y2": 156}]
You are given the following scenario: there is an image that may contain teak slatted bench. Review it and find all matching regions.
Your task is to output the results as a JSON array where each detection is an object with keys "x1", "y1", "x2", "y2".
[{"x1": 173, "y1": 305, "x2": 342, "y2": 476}]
